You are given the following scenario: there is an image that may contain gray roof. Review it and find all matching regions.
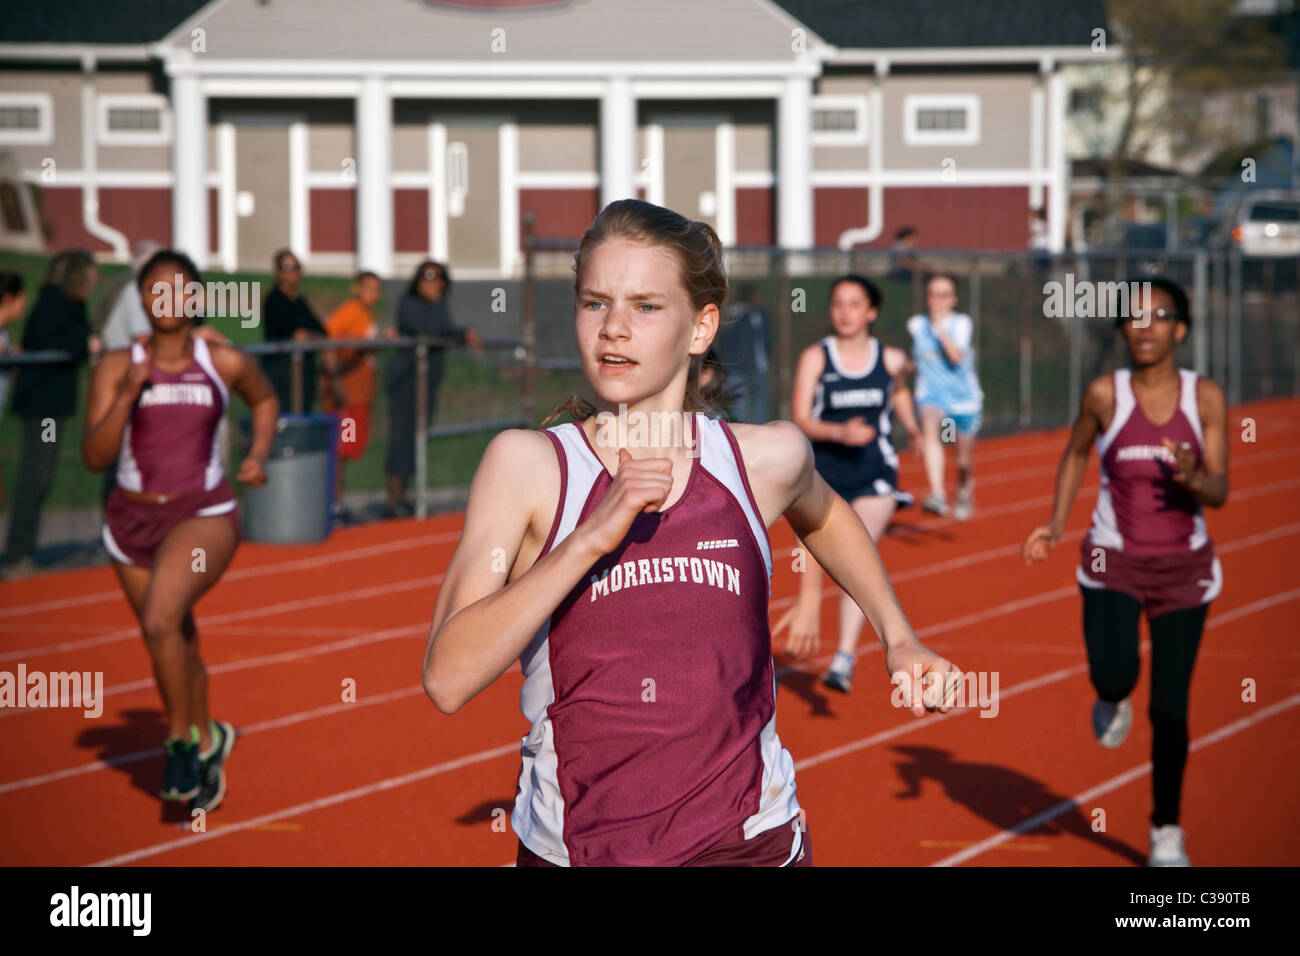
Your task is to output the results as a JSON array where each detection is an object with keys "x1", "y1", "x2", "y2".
[
  {"x1": 0, "y1": 0, "x2": 210, "y2": 44},
  {"x1": 1, "y1": 0, "x2": 1106, "y2": 56},
  {"x1": 156, "y1": 0, "x2": 813, "y2": 62},
  {"x1": 773, "y1": 0, "x2": 1109, "y2": 49}
]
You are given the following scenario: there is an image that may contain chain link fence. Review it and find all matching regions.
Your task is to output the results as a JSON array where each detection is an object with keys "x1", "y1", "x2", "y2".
[{"x1": 1, "y1": 240, "x2": 1294, "y2": 564}]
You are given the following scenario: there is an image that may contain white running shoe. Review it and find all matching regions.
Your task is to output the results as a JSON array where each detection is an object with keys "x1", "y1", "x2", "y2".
[
  {"x1": 1092, "y1": 698, "x2": 1133, "y2": 748},
  {"x1": 921, "y1": 492, "x2": 949, "y2": 516},
  {"x1": 953, "y1": 492, "x2": 974, "y2": 522},
  {"x1": 1148, "y1": 825, "x2": 1190, "y2": 867}
]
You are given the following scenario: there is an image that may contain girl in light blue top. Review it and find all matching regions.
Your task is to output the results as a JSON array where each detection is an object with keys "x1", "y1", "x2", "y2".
[{"x1": 906, "y1": 273, "x2": 983, "y2": 520}]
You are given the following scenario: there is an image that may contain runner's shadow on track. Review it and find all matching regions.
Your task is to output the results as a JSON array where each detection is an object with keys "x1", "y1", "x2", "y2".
[
  {"x1": 775, "y1": 667, "x2": 837, "y2": 718},
  {"x1": 75, "y1": 708, "x2": 192, "y2": 824},
  {"x1": 884, "y1": 522, "x2": 955, "y2": 545},
  {"x1": 454, "y1": 798, "x2": 518, "y2": 826},
  {"x1": 887, "y1": 744, "x2": 1146, "y2": 866}
]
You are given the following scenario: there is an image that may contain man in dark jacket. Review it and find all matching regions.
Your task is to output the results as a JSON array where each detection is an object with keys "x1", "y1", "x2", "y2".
[
  {"x1": 262, "y1": 249, "x2": 326, "y2": 413},
  {"x1": 716, "y1": 283, "x2": 772, "y2": 423},
  {"x1": 4, "y1": 250, "x2": 101, "y2": 575}
]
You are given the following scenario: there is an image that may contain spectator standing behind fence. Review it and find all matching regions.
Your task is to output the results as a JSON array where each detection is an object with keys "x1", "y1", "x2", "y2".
[
  {"x1": 262, "y1": 249, "x2": 326, "y2": 413},
  {"x1": 0, "y1": 273, "x2": 28, "y2": 509},
  {"x1": 889, "y1": 226, "x2": 920, "y2": 282},
  {"x1": 96, "y1": 241, "x2": 162, "y2": 350},
  {"x1": 715, "y1": 283, "x2": 771, "y2": 423},
  {"x1": 2, "y1": 251, "x2": 102, "y2": 578},
  {"x1": 383, "y1": 260, "x2": 483, "y2": 518},
  {"x1": 0, "y1": 272, "x2": 26, "y2": 423},
  {"x1": 1029, "y1": 206, "x2": 1050, "y2": 274},
  {"x1": 321, "y1": 271, "x2": 382, "y2": 526}
]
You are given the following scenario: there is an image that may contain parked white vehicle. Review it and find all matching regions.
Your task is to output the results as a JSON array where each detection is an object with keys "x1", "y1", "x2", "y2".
[{"x1": 1226, "y1": 191, "x2": 1300, "y2": 257}]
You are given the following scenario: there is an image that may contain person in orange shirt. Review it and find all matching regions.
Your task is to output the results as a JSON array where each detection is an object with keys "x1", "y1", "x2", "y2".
[{"x1": 322, "y1": 271, "x2": 383, "y2": 525}]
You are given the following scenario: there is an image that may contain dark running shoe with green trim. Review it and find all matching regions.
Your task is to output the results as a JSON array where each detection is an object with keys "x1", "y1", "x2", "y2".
[
  {"x1": 160, "y1": 727, "x2": 201, "y2": 801},
  {"x1": 192, "y1": 720, "x2": 236, "y2": 813}
]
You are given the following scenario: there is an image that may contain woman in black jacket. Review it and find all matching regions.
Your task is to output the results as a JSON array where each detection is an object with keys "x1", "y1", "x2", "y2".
[
  {"x1": 384, "y1": 260, "x2": 482, "y2": 517},
  {"x1": 261, "y1": 249, "x2": 326, "y2": 412},
  {"x1": 4, "y1": 250, "x2": 102, "y2": 575}
]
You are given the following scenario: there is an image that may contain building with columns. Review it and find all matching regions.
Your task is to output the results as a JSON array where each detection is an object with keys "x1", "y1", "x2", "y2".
[{"x1": 0, "y1": 0, "x2": 1110, "y2": 278}]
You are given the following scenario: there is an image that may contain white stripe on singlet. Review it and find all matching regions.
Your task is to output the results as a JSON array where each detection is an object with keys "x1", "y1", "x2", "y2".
[{"x1": 191, "y1": 337, "x2": 229, "y2": 492}]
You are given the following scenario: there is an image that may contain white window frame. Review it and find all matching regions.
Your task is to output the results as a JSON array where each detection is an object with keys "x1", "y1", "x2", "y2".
[
  {"x1": 98, "y1": 93, "x2": 171, "y2": 147},
  {"x1": 903, "y1": 94, "x2": 980, "y2": 146},
  {"x1": 0, "y1": 92, "x2": 53, "y2": 146},
  {"x1": 811, "y1": 94, "x2": 868, "y2": 146}
]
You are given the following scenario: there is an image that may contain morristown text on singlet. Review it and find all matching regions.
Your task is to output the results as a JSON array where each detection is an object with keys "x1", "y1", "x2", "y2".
[{"x1": 116, "y1": 337, "x2": 228, "y2": 496}]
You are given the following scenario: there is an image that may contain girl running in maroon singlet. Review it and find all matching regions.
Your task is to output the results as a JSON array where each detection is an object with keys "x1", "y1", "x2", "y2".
[
  {"x1": 1022, "y1": 278, "x2": 1229, "y2": 867},
  {"x1": 82, "y1": 250, "x2": 279, "y2": 812},
  {"x1": 422, "y1": 200, "x2": 963, "y2": 867}
]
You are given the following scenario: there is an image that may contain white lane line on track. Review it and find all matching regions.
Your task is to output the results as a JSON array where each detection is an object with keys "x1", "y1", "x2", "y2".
[
  {"x1": 0, "y1": 531, "x2": 460, "y2": 619},
  {"x1": 0, "y1": 685, "x2": 429, "y2": 795},
  {"x1": 88, "y1": 741, "x2": 522, "y2": 867},
  {"x1": 9, "y1": 449, "x2": 1299, "y2": 660},
  {"x1": 0, "y1": 623, "x2": 428, "y2": 720},
  {"x1": 0, "y1": 574, "x2": 443, "y2": 663},
  {"x1": 930, "y1": 693, "x2": 1300, "y2": 867},
  {"x1": 71, "y1": 581, "x2": 1300, "y2": 866}
]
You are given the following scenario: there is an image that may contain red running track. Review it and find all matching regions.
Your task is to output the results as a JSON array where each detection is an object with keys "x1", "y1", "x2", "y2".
[{"x1": 1, "y1": 397, "x2": 1298, "y2": 866}]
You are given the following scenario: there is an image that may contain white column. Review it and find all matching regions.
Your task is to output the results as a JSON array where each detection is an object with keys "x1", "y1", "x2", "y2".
[
  {"x1": 777, "y1": 75, "x2": 813, "y2": 251},
  {"x1": 600, "y1": 76, "x2": 636, "y2": 207},
  {"x1": 171, "y1": 72, "x2": 209, "y2": 268},
  {"x1": 1029, "y1": 73, "x2": 1046, "y2": 210},
  {"x1": 1046, "y1": 66, "x2": 1069, "y2": 253},
  {"x1": 356, "y1": 74, "x2": 393, "y2": 276}
]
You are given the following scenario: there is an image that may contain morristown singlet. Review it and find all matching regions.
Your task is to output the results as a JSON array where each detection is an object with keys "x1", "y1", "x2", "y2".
[
  {"x1": 1078, "y1": 368, "x2": 1223, "y2": 609},
  {"x1": 513, "y1": 414, "x2": 801, "y2": 866},
  {"x1": 116, "y1": 338, "x2": 228, "y2": 496},
  {"x1": 811, "y1": 335, "x2": 899, "y2": 499}
]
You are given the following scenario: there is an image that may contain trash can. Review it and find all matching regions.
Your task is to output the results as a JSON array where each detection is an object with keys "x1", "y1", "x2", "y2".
[{"x1": 240, "y1": 413, "x2": 338, "y2": 543}]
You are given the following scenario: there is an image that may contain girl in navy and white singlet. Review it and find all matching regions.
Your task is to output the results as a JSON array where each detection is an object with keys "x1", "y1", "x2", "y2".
[
  {"x1": 422, "y1": 200, "x2": 962, "y2": 866},
  {"x1": 83, "y1": 250, "x2": 279, "y2": 813},
  {"x1": 777, "y1": 276, "x2": 921, "y2": 694},
  {"x1": 1023, "y1": 278, "x2": 1228, "y2": 867}
]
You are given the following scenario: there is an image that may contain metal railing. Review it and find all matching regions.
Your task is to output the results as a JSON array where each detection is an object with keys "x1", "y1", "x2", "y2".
[
  {"x1": 520, "y1": 230, "x2": 1298, "y2": 435},
  {"x1": 1, "y1": 237, "x2": 1294, "y2": 553},
  {"x1": 0, "y1": 334, "x2": 548, "y2": 534}
]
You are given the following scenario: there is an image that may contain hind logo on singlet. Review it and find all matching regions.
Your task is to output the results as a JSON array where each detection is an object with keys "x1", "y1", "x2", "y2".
[
  {"x1": 829, "y1": 388, "x2": 884, "y2": 409},
  {"x1": 696, "y1": 538, "x2": 738, "y2": 550},
  {"x1": 137, "y1": 383, "x2": 214, "y2": 408},
  {"x1": 589, "y1": 555, "x2": 742, "y2": 602}
]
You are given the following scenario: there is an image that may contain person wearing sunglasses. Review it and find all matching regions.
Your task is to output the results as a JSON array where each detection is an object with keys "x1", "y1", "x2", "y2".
[
  {"x1": 383, "y1": 259, "x2": 483, "y2": 517},
  {"x1": 262, "y1": 249, "x2": 326, "y2": 413},
  {"x1": 1022, "y1": 277, "x2": 1228, "y2": 867}
]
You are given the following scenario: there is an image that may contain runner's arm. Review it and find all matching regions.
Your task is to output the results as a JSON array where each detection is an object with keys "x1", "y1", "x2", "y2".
[
  {"x1": 790, "y1": 345, "x2": 846, "y2": 444},
  {"x1": 81, "y1": 351, "x2": 138, "y2": 471},
  {"x1": 423, "y1": 430, "x2": 592, "y2": 714},
  {"x1": 1174, "y1": 378, "x2": 1228, "y2": 508}
]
